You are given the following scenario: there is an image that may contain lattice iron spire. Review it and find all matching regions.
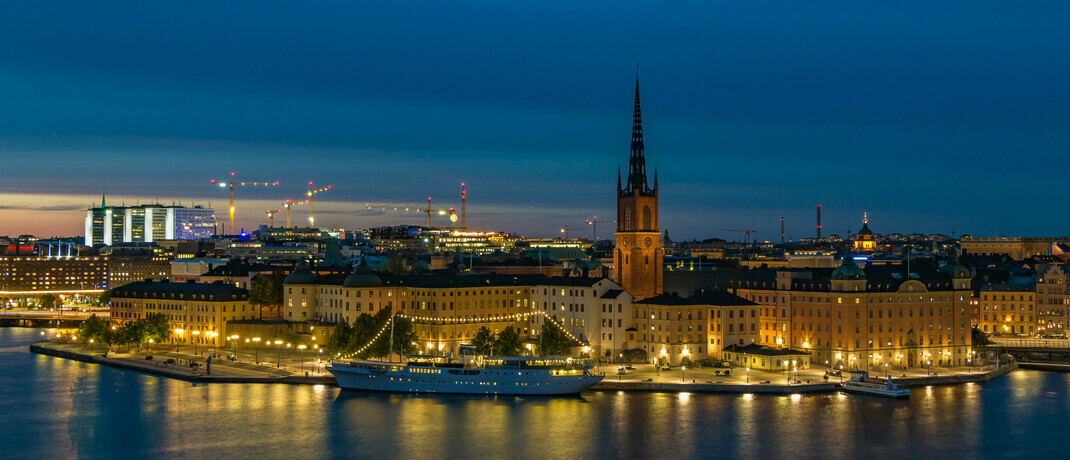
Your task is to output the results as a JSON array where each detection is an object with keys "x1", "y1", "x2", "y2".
[{"x1": 624, "y1": 72, "x2": 650, "y2": 195}]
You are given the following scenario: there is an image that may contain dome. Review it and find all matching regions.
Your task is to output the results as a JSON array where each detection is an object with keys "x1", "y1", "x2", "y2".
[
  {"x1": 343, "y1": 258, "x2": 383, "y2": 288},
  {"x1": 343, "y1": 271, "x2": 382, "y2": 288},
  {"x1": 941, "y1": 264, "x2": 971, "y2": 279},
  {"x1": 283, "y1": 262, "x2": 320, "y2": 285},
  {"x1": 832, "y1": 263, "x2": 866, "y2": 280}
]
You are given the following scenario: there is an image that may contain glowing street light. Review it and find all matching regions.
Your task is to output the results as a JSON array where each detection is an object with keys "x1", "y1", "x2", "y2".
[
  {"x1": 274, "y1": 340, "x2": 283, "y2": 368},
  {"x1": 298, "y1": 344, "x2": 308, "y2": 374},
  {"x1": 192, "y1": 330, "x2": 201, "y2": 356},
  {"x1": 252, "y1": 337, "x2": 261, "y2": 364}
]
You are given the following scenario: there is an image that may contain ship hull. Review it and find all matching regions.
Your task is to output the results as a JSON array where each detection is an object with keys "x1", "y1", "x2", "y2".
[{"x1": 328, "y1": 363, "x2": 604, "y2": 396}]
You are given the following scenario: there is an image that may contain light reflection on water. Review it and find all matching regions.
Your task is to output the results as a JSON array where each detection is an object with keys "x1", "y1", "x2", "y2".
[{"x1": 2, "y1": 328, "x2": 1068, "y2": 459}]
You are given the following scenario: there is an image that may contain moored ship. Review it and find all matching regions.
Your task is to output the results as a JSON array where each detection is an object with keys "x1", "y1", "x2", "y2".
[
  {"x1": 840, "y1": 371, "x2": 910, "y2": 398},
  {"x1": 327, "y1": 346, "x2": 604, "y2": 395}
]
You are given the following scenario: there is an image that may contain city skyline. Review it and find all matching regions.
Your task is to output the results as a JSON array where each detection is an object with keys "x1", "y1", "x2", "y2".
[{"x1": 3, "y1": 2, "x2": 1070, "y2": 239}]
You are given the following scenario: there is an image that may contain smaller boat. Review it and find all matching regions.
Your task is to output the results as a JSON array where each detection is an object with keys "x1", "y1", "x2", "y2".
[{"x1": 840, "y1": 371, "x2": 910, "y2": 398}]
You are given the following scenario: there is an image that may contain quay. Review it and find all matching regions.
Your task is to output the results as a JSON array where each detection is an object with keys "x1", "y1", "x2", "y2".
[
  {"x1": 30, "y1": 341, "x2": 333, "y2": 385},
  {"x1": 31, "y1": 340, "x2": 1019, "y2": 393}
]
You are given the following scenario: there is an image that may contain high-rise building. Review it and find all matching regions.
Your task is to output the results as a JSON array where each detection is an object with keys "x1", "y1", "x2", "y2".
[
  {"x1": 614, "y1": 76, "x2": 663, "y2": 300},
  {"x1": 84, "y1": 197, "x2": 216, "y2": 246}
]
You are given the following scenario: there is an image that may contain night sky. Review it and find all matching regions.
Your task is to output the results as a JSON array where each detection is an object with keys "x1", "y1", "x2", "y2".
[{"x1": 2, "y1": 2, "x2": 1068, "y2": 240}]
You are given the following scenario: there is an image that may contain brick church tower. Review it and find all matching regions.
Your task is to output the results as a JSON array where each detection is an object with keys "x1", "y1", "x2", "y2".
[{"x1": 614, "y1": 76, "x2": 663, "y2": 300}]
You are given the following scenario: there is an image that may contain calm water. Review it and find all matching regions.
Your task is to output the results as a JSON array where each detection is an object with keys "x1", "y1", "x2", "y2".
[{"x1": 1, "y1": 328, "x2": 1068, "y2": 459}]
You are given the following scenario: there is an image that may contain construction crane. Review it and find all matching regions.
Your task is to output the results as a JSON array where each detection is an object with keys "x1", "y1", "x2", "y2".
[
  {"x1": 305, "y1": 181, "x2": 333, "y2": 227},
  {"x1": 585, "y1": 216, "x2": 615, "y2": 241},
  {"x1": 281, "y1": 199, "x2": 310, "y2": 228},
  {"x1": 364, "y1": 197, "x2": 457, "y2": 228},
  {"x1": 210, "y1": 172, "x2": 279, "y2": 234},
  {"x1": 266, "y1": 209, "x2": 282, "y2": 228},
  {"x1": 722, "y1": 228, "x2": 758, "y2": 244},
  {"x1": 560, "y1": 226, "x2": 581, "y2": 240}
]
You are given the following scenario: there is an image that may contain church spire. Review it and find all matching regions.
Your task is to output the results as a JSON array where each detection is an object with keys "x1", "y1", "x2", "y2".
[
  {"x1": 653, "y1": 163, "x2": 658, "y2": 190},
  {"x1": 624, "y1": 72, "x2": 650, "y2": 195},
  {"x1": 101, "y1": 191, "x2": 107, "y2": 209},
  {"x1": 617, "y1": 164, "x2": 622, "y2": 191}
]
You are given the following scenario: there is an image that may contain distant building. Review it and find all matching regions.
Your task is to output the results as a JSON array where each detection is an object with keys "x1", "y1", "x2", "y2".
[
  {"x1": 852, "y1": 213, "x2": 877, "y2": 253},
  {"x1": 84, "y1": 198, "x2": 216, "y2": 246},
  {"x1": 979, "y1": 284, "x2": 1036, "y2": 336},
  {"x1": 961, "y1": 236, "x2": 1069, "y2": 260}
]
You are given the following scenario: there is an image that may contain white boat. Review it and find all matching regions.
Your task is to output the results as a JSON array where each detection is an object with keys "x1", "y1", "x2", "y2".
[
  {"x1": 840, "y1": 371, "x2": 910, "y2": 398},
  {"x1": 327, "y1": 346, "x2": 604, "y2": 396}
]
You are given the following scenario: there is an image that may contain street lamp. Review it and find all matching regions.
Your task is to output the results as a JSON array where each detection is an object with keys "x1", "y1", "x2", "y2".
[
  {"x1": 206, "y1": 331, "x2": 218, "y2": 356},
  {"x1": 252, "y1": 337, "x2": 261, "y2": 364},
  {"x1": 298, "y1": 344, "x2": 307, "y2": 374},
  {"x1": 274, "y1": 340, "x2": 283, "y2": 367},
  {"x1": 230, "y1": 335, "x2": 239, "y2": 359},
  {"x1": 192, "y1": 330, "x2": 200, "y2": 356},
  {"x1": 746, "y1": 366, "x2": 750, "y2": 383},
  {"x1": 173, "y1": 328, "x2": 184, "y2": 352}
]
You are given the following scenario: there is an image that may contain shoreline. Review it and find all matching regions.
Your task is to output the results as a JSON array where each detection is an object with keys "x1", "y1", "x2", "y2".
[{"x1": 31, "y1": 341, "x2": 1020, "y2": 393}]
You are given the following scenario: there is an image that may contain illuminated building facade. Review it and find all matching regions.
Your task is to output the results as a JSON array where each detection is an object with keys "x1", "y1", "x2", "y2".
[
  {"x1": 0, "y1": 256, "x2": 108, "y2": 294},
  {"x1": 85, "y1": 202, "x2": 216, "y2": 246},
  {"x1": 852, "y1": 213, "x2": 877, "y2": 253},
  {"x1": 731, "y1": 255, "x2": 973, "y2": 370},
  {"x1": 1035, "y1": 264, "x2": 1069, "y2": 334},
  {"x1": 979, "y1": 284, "x2": 1036, "y2": 336},
  {"x1": 629, "y1": 290, "x2": 761, "y2": 366},
  {"x1": 282, "y1": 267, "x2": 632, "y2": 357},
  {"x1": 110, "y1": 281, "x2": 251, "y2": 348}
]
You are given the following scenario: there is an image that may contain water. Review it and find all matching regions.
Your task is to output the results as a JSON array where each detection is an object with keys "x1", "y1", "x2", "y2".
[{"x1": 1, "y1": 327, "x2": 1068, "y2": 459}]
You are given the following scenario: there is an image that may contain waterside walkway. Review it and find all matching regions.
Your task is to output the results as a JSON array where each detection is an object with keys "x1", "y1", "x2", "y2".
[{"x1": 31, "y1": 341, "x2": 1018, "y2": 393}]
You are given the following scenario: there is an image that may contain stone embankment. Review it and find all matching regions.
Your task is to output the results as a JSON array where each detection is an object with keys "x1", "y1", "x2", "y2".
[{"x1": 30, "y1": 342, "x2": 334, "y2": 385}]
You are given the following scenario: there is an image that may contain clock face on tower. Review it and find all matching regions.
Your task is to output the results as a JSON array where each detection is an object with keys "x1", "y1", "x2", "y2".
[
  {"x1": 644, "y1": 237, "x2": 652, "y2": 247},
  {"x1": 622, "y1": 237, "x2": 629, "y2": 246}
]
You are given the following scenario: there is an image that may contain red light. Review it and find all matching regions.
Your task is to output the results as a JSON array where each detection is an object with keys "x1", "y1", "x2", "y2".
[
  {"x1": 309, "y1": 181, "x2": 313, "y2": 185},
  {"x1": 231, "y1": 172, "x2": 235, "y2": 176},
  {"x1": 275, "y1": 181, "x2": 279, "y2": 185}
]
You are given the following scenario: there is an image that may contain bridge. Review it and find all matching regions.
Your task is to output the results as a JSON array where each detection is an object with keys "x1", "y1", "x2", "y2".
[
  {"x1": 989, "y1": 338, "x2": 1070, "y2": 366},
  {"x1": 0, "y1": 309, "x2": 109, "y2": 327}
]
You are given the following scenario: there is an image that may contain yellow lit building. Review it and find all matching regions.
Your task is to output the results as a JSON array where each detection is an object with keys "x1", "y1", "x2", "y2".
[
  {"x1": 979, "y1": 284, "x2": 1036, "y2": 336},
  {"x1": 852, "y1": 213, "x2": 877, "y2": 253},
  {"x1": 731, "y1": 255, "x2": 973, "y2": 370},
  {"x1": 110, "y1": 280, "x2": 251, "y2": 347}
]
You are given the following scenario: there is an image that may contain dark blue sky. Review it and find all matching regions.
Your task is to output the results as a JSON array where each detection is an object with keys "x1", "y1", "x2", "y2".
[{"x1": 2, "y1": 2, "x2": 1068, "y2": 240}]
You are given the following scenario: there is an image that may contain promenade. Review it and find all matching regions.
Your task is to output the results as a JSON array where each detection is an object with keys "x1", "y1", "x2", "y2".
[
  {"x1": 31, "y1": 340, "x2": 1019, "y2": 394},
  {"x1": 31, "y1": 341, "x2": 333, "y2": 384},
  {"x1": 589, "y1": 360, "x2": 1017, "y2": 393}
]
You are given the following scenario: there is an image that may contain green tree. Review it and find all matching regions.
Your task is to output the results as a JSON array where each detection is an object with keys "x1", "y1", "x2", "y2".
[
  {"x1": 539, "y1": 316, "x2": 574, "y2": 357},
  {"x1": 379, "y1": 255, "x2": 409, "y2": 276},
  {"x1": 96, "y1": 289, "x2": 112, "y2": 307},
  {"x1": 493, "y1": 326, "x2": 523, "y2": 357},
  {"x1": 249, "y1": 271, "x2": 286, "y2": 319},
  {"x1": 972, "y1": 327, "x2": 993, "y2": 347},
  {"x1": 40, "y1": 294, "x2": 60, "y2": 311},
  {"x1": 471, "y1": 326, "x2": 496, "y2": 355},
  {"x1": 116, "y1": 321, "x2": 144, "y2": 351},
  {"x1": 142, "y1": 313, "x2": 172, "y2": 344},
  {"x1": 327, "y1": 318, "x2": 353, "y2": 355},
  {"x1": 77, "y1": 314, "x2": 108, "y2": 344}
]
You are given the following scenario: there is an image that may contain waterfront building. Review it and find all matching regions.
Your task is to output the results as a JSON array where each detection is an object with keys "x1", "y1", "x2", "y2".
[
  {"x1": 614, "y1": 76, "x2": 663, "y2": 300},
  {"x1": 722, "y1": 343, "x2": 811, "y2": 372},
  {"x1": 730, "y1": 254, "x2": 973, "y2": 370},
  {"x1": 979, "y1": 284, "x2": 1036, "y2": 336},
  {"x1": 1035, "y1": 264, "x2": 1069, "y2": 334},
  {"x1": 85, "y1": 200, "x2": 216, "y2": 246},
  {"x1": 0, "y1": 255, "x2": 108, "y2": 294},
  {"x1": 281, "y1": 262, "x2": 633, "y2": 357},
  {"x1": 630, "y1": 290, "x2": 760, "y2": 366},
  {"x1": 110, "y1": 280, "x2": 251, "y2": 347}
]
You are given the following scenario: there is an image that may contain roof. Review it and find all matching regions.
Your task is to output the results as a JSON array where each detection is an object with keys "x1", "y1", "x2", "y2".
[
  {"x1": 112, "y1": 281, "x2": 248, "y2": 301},
  {"x1": 600, "y1": 289, "x2": 626, "y2": 299},
  {"x1": 723, "y1": 343, "x2": 810, "y2": 357},
  {"x1": 637, "y1": 290, "x2": 756, "y2": 307}
]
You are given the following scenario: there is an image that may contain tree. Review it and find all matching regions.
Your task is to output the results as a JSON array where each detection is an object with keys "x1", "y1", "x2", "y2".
[
  {"x1": 972, "y1": 327, "x2": 993, "y2": 347},
  {"x1": 249, "y1": 271, "x2": 286, "y2": 319},
  {"x1": 493, "y1": 326, "x2": 523, "y2": 357},
  {"x1": 142, "y1": 313, "x2": 172, "y2": 344},
  {"x1": 40, "y1": 294, "x2": 60, "y2": 310},
  {"x1": 96, "y1": 289, "x2": 112, "y2": 307},
  {"x1": 471, "y1": 327, "x2": 496, "y2": 355},
  {"x1": 379, "y1": 255, "x2": 409, "y2": 276},
  {"x1": 327, "y1": 318, "x2": 353, "y2": 355},
  {"x1": 539, "y1": 316, "x2": 574, "y2": 357},
  {"x1": 77, "y1": 314, "x2": 108, "y2": 344}
]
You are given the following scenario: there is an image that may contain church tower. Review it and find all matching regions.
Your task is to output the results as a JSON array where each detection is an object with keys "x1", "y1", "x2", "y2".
[{"x1": 614, "y1": 75, "x2": 663, "y2": 300}]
